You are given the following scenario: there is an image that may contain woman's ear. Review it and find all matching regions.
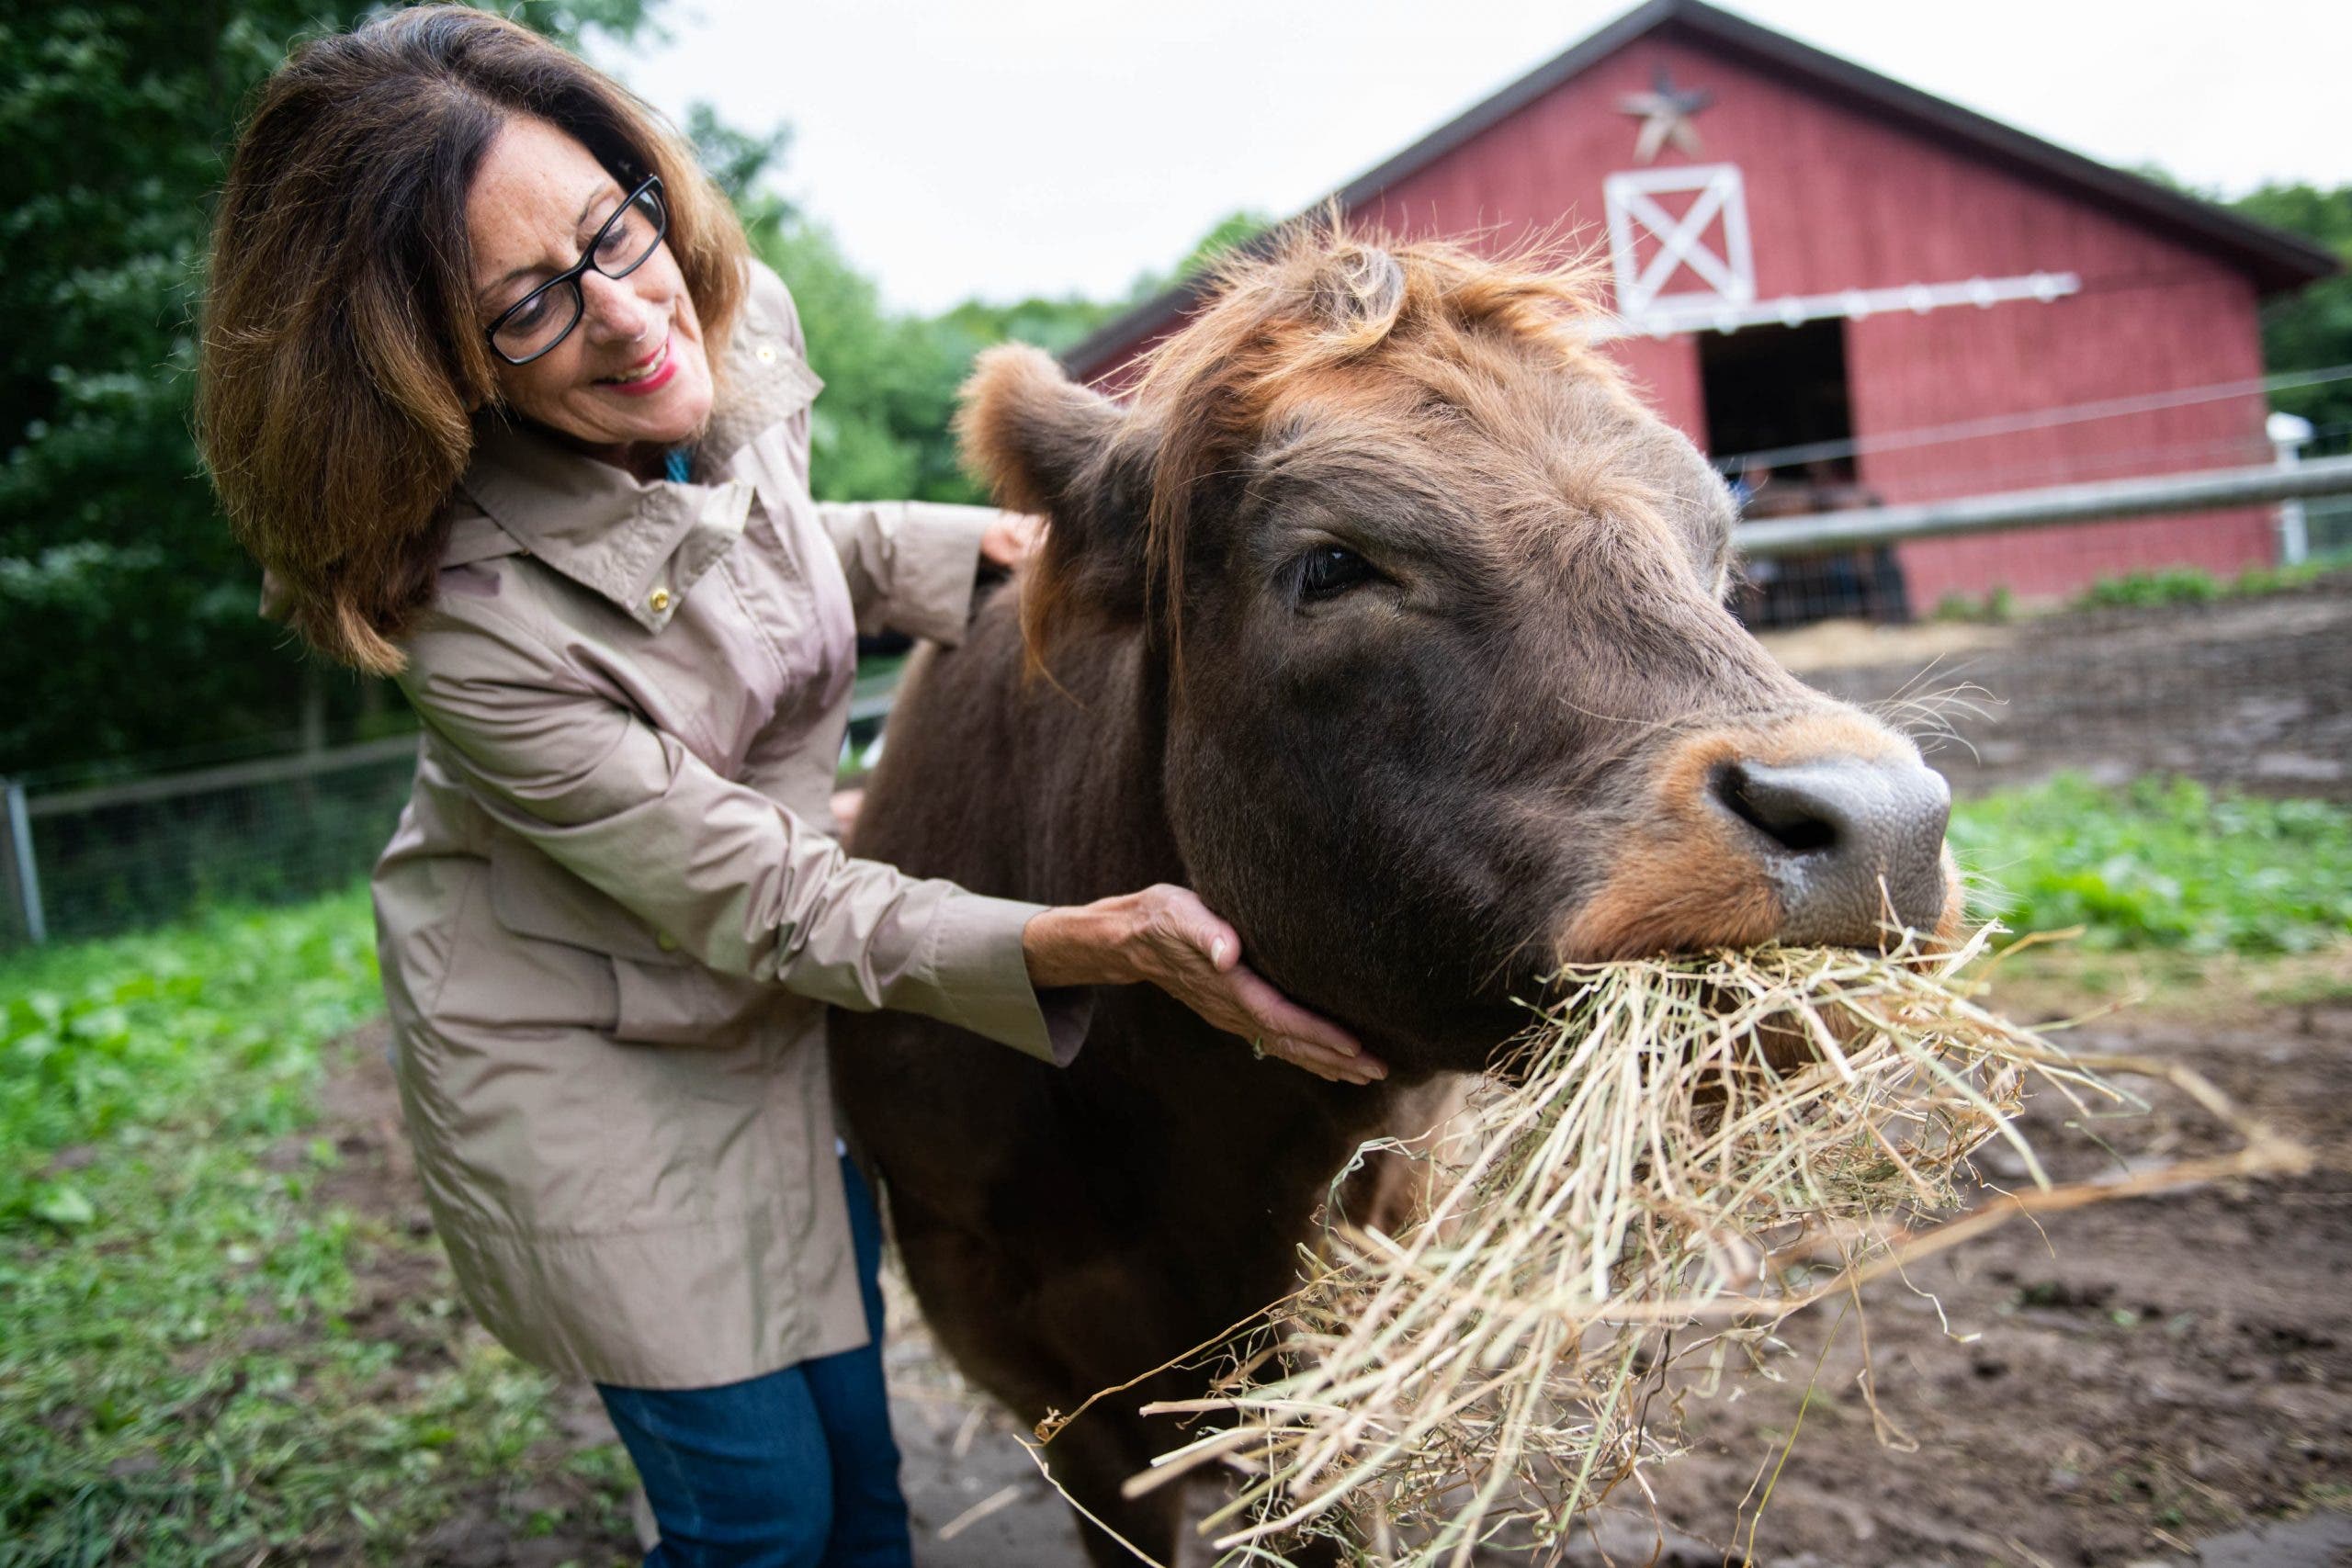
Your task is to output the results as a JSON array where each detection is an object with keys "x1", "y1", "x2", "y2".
[{"x1": 956, "y1": 344, "x2": 1155, "y2": 663}]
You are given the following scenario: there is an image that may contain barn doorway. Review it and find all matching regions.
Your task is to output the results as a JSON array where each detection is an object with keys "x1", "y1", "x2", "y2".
[
  {"x1": 1702, "y1": 318, "x2": 1854, "y2": 478},
  {"x1": 1701, "y1": 319, "x2": 1905, "y2": 626}
]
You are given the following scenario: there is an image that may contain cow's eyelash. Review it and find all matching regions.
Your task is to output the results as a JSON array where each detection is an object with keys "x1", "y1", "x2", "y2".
[{"x1": 1289, "y1": 542, "x2": 1382, "y2": 604}]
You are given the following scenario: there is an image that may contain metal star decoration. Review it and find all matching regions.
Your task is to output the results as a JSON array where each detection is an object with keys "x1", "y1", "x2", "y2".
[{"x1": 1618, "y1": 64, "x2": 1713, "y2": 163}]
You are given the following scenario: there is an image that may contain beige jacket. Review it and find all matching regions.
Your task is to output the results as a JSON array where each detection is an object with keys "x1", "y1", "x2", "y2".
[{"x1": 373, "y1": 263, "x2": 1082, "y2": 1389}]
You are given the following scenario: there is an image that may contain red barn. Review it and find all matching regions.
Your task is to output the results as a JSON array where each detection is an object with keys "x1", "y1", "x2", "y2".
[{"x1": 1064, "y1": 0, "x2": 2336, "y2": 618}]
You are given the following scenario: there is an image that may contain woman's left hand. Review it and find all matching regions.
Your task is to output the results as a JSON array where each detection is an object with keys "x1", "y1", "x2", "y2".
[
  {"x1": 1021, "y1": 886, "x2": 1385, "y2": 1086},
  {"x1": 979, "y1": 512, "x2": 1045, "y2": 570}
]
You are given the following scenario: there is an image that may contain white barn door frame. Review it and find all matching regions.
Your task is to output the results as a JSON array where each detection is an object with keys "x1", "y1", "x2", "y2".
[{"x1": 1602, "y1": 163, "x2": 1756, "y2": 323}]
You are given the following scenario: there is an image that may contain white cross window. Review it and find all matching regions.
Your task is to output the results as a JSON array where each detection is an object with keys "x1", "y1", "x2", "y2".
[{"x1": 1602, "y1": 163, "x2": 1756, "y2": 323}]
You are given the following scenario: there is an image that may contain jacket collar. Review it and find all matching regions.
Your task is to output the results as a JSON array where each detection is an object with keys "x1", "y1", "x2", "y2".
[{"x1": 447, "y1": 304, "x2": 822, "y2": 634}]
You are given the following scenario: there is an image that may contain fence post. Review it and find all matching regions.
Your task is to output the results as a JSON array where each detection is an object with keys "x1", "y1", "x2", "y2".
[
  {"x1": 4, "y1": 776, "x2": 46, "y2": 946},
  {"x1": 2268, "y1": 410, "x2": 2314, "y2": 567}
]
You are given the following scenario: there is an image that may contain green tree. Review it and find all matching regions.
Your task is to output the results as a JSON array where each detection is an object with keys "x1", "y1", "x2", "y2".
[
  {"x1": 1, "y1": 0, "x2": 1268, "y2": 780},
  {"x1": 0, "y1": 0, "x2": 651, "y2": 781},
  {"x1": 706, "y1": 109, "x2": 1144, "y2": 508},
  {"x1": 743, "y1": 197, "x2": 1270, "y2": 508},
  {"x1": 2230, "y1": 183, "x2": 2352, "y2": 433},
  {"x1": 1137, "y1": 208, "x2": 1276, "y2": 298}
]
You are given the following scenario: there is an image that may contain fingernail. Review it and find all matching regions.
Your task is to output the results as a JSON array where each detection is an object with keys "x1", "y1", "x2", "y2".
[{"x1": 1210, "y1": 937, "x2": 1229, "y2": 966}]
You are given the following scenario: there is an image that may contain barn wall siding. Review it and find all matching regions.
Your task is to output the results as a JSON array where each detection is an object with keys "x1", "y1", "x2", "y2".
[{"x1": 1090, "y1": 30, "x2": 2285, "y2": 609}]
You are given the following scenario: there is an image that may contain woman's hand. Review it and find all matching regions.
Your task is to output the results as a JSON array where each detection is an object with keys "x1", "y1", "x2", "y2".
[
  {"x1": 1023, "y1": 886, "x2": 1385, "y2": 1086},
  {"x1": 979, "y1": 512, "x2": 1045, "y2": 570}
]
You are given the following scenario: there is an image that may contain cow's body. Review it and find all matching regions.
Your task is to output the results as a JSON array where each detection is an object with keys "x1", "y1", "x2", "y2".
[
  {"x1": 831, "y1": 593, "x2": 1413, "y2": 1559},
  {"x1": 832, "y1": 231, "x2": 1959, "y2": 1565}
]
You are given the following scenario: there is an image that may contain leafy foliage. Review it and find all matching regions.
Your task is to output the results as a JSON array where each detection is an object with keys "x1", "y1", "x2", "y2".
[
  {"x1": 0, "y1": 0, "x2": 1255, "y2": 778},
  {"x1": 2230, "y1": 183, "x2": 2352, "y2": 433},
  {"x1": 0, "y1": 888, "x2": 629, "y2": 1562},
  {"x1": 2073, "y1": 567, "x2": 2223, "y2": 610},
  {"x1": 2070, "y1": 560, "x2": 2340, "y2": 610},
  {"x1": 0, "y1": 1, "x2": 656, "y2": 782},
  {"x1": 710, "y1": 89, "x2": 1267, "y2": 511},
  {"x1": 1951, "y1": 774, "x2": 2352, "y2": 955}
]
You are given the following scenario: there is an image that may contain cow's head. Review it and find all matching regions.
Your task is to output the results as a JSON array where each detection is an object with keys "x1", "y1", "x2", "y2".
[{"x1": 962, "y1": 229, "x2": 1962, "y2": 1072}]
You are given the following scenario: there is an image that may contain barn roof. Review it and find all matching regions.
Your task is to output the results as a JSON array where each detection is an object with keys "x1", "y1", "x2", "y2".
[{"x1": 1063, "y1": 0, "x2": 2339, "y2": 382}]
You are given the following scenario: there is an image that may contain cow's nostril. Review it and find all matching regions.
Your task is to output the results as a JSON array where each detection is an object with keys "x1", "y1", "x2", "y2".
[
  {"x1": 1712, "y1": 762, "x2": 1841, "y2": 855},
  {"x1": 1704, "y1": 754, "x2": 1953, "y2": 945}
]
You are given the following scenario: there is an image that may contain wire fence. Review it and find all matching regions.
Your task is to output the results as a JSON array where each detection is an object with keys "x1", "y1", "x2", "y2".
[
  {"x1": 1, "y1": 737, "x2": 421, "y2": 951},
  {"x1": 6, "y1": 424, "x2": 2351, "y2": 954}
]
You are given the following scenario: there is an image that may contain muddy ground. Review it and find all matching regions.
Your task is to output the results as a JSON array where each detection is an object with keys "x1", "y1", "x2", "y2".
[{"x1": 1542, "y1": 975, "x2": 2352, "y2": 1568}]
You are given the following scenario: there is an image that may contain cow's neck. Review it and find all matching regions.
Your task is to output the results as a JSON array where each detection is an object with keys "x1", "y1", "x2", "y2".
[
  {"x1": 1025, "y1": 623, "x2": 1414, "y2": 1316},
  {"x1": 1028, "y1": 627, "x2": 1188, "y2": 903}
]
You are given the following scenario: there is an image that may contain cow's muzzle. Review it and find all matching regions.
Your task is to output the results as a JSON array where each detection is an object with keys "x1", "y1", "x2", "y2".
[
  {"x1": 1556, "y1": 714, "x2": 1963, "y2": 961},
  {"x1": 1708, "y1": 755, "x2": 1952, "y2": 944}
]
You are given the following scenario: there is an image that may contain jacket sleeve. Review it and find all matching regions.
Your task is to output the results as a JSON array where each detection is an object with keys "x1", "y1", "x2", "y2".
[
  {"x1": 812, "y1": 499, "x2": 1001, "y2": 645},
  {"x1": 397, "y1": 597, "x2": 1087, "y2": 1066}
]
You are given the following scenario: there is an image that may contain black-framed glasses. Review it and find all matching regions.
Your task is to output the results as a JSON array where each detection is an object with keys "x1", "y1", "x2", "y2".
[{"x1": 483, "y1": 175, "x2": 668, "y2": 366}]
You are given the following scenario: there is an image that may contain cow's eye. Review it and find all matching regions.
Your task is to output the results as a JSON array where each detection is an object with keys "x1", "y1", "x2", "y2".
[{"x1": 1295, "y1": 543, "x2": 1376, "y2": 603}]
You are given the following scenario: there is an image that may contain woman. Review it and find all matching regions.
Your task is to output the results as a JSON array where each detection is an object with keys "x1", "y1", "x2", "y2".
[{"x1": 196, "y1": 9, "x2": 1382, "y2": 1565}]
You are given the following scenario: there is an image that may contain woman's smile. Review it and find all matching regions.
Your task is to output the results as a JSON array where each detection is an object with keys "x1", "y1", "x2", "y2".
[{"x1": 596, "y1": 332, "x2": 676, "y2": 395}]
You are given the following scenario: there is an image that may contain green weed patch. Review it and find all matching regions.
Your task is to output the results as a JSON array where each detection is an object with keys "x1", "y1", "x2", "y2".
[
  {"x1": 1951, "y1": 774, "x2": 2352, "y2": 955},
  {"x1": 0, "y1": 888, "x2": 628, "y2": 1564},
  {"x1": 2071, "y1": 560, "x2": 2341, "y2": 613}
]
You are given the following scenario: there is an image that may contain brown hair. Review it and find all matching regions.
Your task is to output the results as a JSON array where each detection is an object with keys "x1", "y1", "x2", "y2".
[{"x1": 197, "y1": 5, "x2": 751, "y2": 673}]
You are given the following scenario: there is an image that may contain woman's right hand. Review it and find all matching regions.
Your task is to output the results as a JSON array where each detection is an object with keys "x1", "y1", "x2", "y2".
[{"x1": 1022, "y1": 886, "x2": 1385, "y2": 1086}]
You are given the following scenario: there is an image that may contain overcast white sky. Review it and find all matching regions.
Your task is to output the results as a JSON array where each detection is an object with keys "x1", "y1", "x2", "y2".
[{"x1": 594, "y1": 0, "x2": 2352, "y2": 315}]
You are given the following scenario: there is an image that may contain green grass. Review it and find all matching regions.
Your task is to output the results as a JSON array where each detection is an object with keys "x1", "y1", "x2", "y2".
[
  {"x1": 2071, "y1": 559, "x2": 2341, "y2": 612},
  {"x1": 1931, "y1": 584, "x2": 2016, "y2": 625},
  {"x1": 1951, "y1": 773, "x2": 2352, "y2": 955},
  {"x1": 0, "y1": 887, "x2": 628, "y2": 1565}
]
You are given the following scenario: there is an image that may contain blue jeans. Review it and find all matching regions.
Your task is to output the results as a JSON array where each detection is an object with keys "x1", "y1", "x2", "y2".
[{"x1": 597, "y1": 1156, "x2": 914, "y2": 1568}]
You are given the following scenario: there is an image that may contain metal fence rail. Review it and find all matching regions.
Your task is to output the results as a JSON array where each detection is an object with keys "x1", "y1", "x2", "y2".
[{"x1": 1736, "y1": 454, "x2": 2352, "y2": 555}]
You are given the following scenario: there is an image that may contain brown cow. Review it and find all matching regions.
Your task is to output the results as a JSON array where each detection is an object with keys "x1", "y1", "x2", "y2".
[{"x1": 831, "y1": 229, "x2": 1961, "y2": 1565}]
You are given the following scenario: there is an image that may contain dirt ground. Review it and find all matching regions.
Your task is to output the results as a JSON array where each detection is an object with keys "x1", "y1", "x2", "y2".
[
  {"x1": 315, "y1": 962, "x2": 2352, "y2": 1567},
  {"x1": 1542, "y1": 971, "x2": 2352, "y2": 1568},
  {"x1": 1755, "y1": 571, "x2": 2352, "y2": 802}
]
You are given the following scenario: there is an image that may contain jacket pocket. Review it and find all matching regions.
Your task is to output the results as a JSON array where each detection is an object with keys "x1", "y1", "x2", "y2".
[
  {"x1": 608, "y1": 956, "x2": 777, "y2": 1052},
  {"x1": 487, "y1": 835, "x2": 684, "y2": 965},
  {"x1": 486, "y1": 835, "x2": 778, "y2": 1050},
  {"x1": 429, "y1": 857, "x2": 618, "y2": 1035}
]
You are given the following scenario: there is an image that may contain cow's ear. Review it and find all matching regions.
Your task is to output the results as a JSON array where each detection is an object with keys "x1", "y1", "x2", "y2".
[{"x1": 956, "y1": 344, "x2": 1153, "y2": 662}]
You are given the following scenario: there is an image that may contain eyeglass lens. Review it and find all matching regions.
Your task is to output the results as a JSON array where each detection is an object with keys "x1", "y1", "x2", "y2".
[{"x1": 490, "y1": 185, "x2": 666, "y2": 363}]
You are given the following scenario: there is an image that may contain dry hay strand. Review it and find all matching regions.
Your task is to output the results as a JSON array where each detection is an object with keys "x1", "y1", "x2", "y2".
[{"x1": 1045, "y1": 927, "x2": 2308, "y2": 1567}]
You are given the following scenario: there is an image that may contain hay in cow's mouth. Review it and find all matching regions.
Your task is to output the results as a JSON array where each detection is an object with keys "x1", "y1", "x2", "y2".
[{"x1": 1044, "y1": 928, "x2": 2309, "y2": 1567}]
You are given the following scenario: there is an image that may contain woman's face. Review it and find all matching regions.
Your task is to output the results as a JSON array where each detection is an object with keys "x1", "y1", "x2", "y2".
[{"x1": 467, "y1": 116, "x2": 714, "y2": 461}]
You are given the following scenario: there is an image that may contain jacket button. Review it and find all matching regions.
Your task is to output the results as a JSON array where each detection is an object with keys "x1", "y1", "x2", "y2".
[
  {"x1": 754, "y1": 344, "x2": 778, "y2": 364},
  {"x1": 648, "y1": 586, "x2": 673, "y2": 613},
  {"x1": 656, "y1": 931, "x2": 678, "y2": 953}
]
